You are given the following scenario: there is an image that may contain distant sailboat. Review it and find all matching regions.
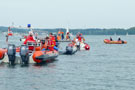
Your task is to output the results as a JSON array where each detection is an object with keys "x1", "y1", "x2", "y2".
[
  {"x1": 66, "y1": 28, "x2": 69, "y2": 34},
  {"x1": 66, "y1": 28, "x2": 73, "y2": 37}
]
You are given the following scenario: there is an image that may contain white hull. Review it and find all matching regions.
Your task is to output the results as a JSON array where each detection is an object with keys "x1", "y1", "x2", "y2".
[
  {"x1": 79, "y1": 43, "x2": 86, "y2": 50},
  {"x1": 0, "y1": 53, "x2": 35, "y2": 64}
]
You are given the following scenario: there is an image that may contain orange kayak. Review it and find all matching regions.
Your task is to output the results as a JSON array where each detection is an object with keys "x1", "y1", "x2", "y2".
[{"x1": 104, "y1": 39, "x2": 127, "y2": 44}]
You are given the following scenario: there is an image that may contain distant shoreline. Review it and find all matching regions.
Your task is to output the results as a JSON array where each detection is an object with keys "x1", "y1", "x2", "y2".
[{"x1": 0, "y1": 26, "x2": 135, "y2": 35}]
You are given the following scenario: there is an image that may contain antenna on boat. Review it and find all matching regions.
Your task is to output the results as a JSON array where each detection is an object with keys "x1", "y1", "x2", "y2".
[{"x1": 11, "y1": 22, "x2": 14, "y2": 28}]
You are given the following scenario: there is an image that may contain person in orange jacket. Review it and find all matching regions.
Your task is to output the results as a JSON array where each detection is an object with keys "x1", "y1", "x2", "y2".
[
  {"x1": 44, "y1": 37, "x2": 54, "y2": 51},
  {"x1": 66, "y1": 32, "x2": 70, "y2": 40}
]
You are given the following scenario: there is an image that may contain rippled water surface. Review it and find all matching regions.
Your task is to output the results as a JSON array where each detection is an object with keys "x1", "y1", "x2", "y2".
[{"x1": 0, "y1": 34, "x2": 135, "y2": 90}]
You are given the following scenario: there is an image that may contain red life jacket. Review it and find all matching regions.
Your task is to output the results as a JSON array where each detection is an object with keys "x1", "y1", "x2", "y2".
[
  {"x1": 78, "y1": 36, "x2": 82, "y2": 42},
  {"x1": 50, "y1": 35, "x2": 56, "y2": 46},
  {"x1": 24, "y1": 35, "x2": 35, "y2": 44},
  {"x1": 47, "y1": 40, "x2": 54, "y2": 51},
  {"x1": 23, "y1": 35, "x2": 36, "y2": 51}
]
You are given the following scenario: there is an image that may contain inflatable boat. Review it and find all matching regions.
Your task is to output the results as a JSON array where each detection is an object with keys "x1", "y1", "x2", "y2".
[
  {"x1": 78, "y1": 43, "x2": 90, "y2": 51},
  {"x1": 59, "y1": 44, "x2": 77, "y2": 55},
  {"x1": 32, "y1": 50, "x2": 58, "y2": 63},
  {"x1": 104, "y1": 39, "x2": 127, "y2": 44},
  {"x1": 0, "y1": 43, "x2": 59, "y2": 65}
]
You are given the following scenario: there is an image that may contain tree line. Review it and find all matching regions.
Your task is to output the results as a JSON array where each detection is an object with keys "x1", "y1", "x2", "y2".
[{"x1": 0, "y1": 26, "x2": 135, "y2": 35}]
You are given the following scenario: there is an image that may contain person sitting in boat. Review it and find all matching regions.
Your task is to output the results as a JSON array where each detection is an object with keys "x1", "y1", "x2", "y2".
[
  {"x1": 110, "y1": 37, "x2": 113, "y2": 41},
  {"x1": 66, "y1": 32, "x2": 70, "y2": 40},
  {"x1": 44, "y1": 37, "x2": 55, "y2": 51},
  {"x1": 118, "y1": 36, "x2": 121, "y2": 41},
  {"x1": 57, "y1": 34, "x2": 61, "y2": 40}
]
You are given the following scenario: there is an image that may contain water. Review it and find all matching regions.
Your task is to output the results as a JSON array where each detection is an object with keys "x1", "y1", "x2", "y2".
[{"x1": 0, "y1": 34, "x2": 135, "y2": 90}]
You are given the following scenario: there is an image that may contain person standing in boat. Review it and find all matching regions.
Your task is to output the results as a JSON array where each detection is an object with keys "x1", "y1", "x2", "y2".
[
  {"x1": 50, "y1": 33, "x2": 58, "y2": 51},
  {"x1": 66, "y1": 32, "x2": 70, "y2": 40},
  {"x1": 23, "y1": 32, "x2": 36, "y2": 51},
  {"x1": 75, "y1": 38, "x2": 80, "y2": 50},
  {"x1": 61, "y1": 32, "x2": 64, "y2": 40},
  {"x1": 49, "y1": 33, "x2": 57, "y2": 47},
  {"x1": 23, "y1": 32, "x2": 36, "y2": 44}
]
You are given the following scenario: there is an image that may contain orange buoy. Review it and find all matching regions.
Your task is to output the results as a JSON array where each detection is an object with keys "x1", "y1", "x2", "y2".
[{"x1": 32, "y1": 51, "x2": 43, "y2": 63}]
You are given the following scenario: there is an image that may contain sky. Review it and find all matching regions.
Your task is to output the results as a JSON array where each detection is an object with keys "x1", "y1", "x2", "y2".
[{"x1": 0, "y1": 0, "x2": 135, "y2": 29}]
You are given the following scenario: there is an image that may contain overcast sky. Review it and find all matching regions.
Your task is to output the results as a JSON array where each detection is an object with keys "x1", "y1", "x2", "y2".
[{"x1": 0, "y1": 0, "x2": 135, "y2": 28}]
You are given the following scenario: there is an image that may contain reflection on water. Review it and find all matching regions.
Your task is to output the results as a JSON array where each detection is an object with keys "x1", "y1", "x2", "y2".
[{"x1": 0, "y1": 35, "x2": 135, "y2": 90}]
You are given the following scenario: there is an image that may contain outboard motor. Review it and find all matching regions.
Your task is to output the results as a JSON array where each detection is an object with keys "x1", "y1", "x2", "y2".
[
  {"x1": 66, "y1": 46, "x2": 73, "y2": 54},
  {"x1": 20, "y1": 45, "x2": 29, "y2": 65},
  {"x1": 7, "y1": 44, "x2": 16, "y2": 65}
]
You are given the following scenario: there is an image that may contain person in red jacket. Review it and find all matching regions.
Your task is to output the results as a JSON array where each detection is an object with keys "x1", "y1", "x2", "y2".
[
  {"x1": 49, "y1": 33, "x2": 56, "y2": 46},
  {"x1": 23, "y1": 33, "x2": 36, "y2": 51}
]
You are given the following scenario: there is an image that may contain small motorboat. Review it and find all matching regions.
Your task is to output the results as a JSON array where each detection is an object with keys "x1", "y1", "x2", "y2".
[
  {"x1": 0, "y1": 43, "x2": 59, "y2": 64},
  {"x1": 59, "y1": 43, "x2": 77, "y2": 55},
  {"x1": 79, "y1": 43, "x2": 90, "y2": 50},
  {"x1": 104, "y1": 39, "x2": 127, "y2": 44},
  {"x1": 32, "y1": 50, "x2": 59, "y2": 63}
]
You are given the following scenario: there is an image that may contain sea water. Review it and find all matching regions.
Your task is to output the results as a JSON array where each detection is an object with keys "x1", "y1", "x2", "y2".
[{"x1": 0, "y1": 34, "x2": 134, "y2": 90}]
